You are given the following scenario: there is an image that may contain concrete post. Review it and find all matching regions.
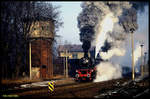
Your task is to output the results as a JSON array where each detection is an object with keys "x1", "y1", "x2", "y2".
[
  {"x1": 66, "y1": 50, "x2": 68, "y2": 78},
  {"x1": 140, "y1": 44, "x2": 144, "y2": 77},
  {"x1": 29, "y1": 42, "x2": 32, "y2": 79},
  {"x1": 130, "y1": 28, "x2": 135, "y2": 81},
  {"x1": 131, "y1": 33, "x2": 134, "y2": 80}
]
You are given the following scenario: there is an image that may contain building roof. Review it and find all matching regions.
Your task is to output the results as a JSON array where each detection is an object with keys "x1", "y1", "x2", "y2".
[{"x1": 58, "y1": 44, "x2": 95, "y2": 52}]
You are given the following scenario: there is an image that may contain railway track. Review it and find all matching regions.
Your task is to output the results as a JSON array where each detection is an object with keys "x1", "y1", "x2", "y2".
[
  {"x1": 49, "y1": 78, "x2": 129, "y2": 98},
  {"x1": 2, "y1": 77, "x2": 148, "y2": 98},
  {"x1": 1, "y1": 80, "x2": 78, "y2": 95},
  {"x1": 94, "y1": 76, "x2": 149, "y2": 98},
  {"x1": 3, "y1": 78, "x2": 129, "y2": 98}
]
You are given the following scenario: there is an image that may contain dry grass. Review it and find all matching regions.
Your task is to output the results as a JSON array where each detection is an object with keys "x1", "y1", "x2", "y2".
[
  {"x1": 2, "y1": 77, "x2": 42, "y2": 85},
  {"x1": 1, "y1": 75, "x2": 71, "y2": 85},
  {"x1": 53, "y1": 75, "x2": 65, "y2": 79}
]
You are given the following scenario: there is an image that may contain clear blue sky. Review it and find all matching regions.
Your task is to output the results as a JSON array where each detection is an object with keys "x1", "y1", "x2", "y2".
[{"x1": 51, "y1": 2, "x2": 82, "y2": 45}]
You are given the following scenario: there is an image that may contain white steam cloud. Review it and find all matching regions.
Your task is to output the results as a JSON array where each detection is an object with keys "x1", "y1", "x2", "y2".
[
  {"x1": 91, "y1": 2, "x2": 130, "y2": 82},
  {"x1": 100, "y1": 48, "x2": 126, "y2": 60},
  {"x1": 133, "y1": 43, "x2": 142, "y2": 65},
  {"x1": 94, "y1": 13, "x2": 118, "y2": 57},
  {"x1": 94, "y1": 62, "x2": 122, "y2": 82}
]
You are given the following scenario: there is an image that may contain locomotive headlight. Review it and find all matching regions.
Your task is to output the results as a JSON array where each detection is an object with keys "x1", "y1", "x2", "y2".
[
  {"x1": 91, "y1": 69, "x2": 93, "y2": 72},
  {"x1": 85, "y1": 59, "x2": 89, "y2": 63},
  {"x1": 83, "y1": 58, "x2": 89, "y2": 64},
  {"x1": 76, "y1": 70, "x2": 78, "y2": 72}
]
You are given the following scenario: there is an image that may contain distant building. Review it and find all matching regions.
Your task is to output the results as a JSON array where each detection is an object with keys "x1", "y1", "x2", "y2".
[
  {"x1": 29, "y1": 20, "x2": 54, "y2": 79},
  {"x1": 58, "y1": 44, "x2": 95, "y2": 59},
  {"x1": 57, "y1": 44, "x2": 95, "y2": 77}
]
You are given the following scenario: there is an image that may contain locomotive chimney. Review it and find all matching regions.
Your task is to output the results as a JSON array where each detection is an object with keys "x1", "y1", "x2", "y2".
[
  {"x1": 82, "y1": 41, "x2": 91, "y2": 58},
  {"x1": 84, "y1": 52, "x2": 88, "y2": 58}
]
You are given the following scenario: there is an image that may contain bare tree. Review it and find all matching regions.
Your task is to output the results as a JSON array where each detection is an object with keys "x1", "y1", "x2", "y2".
[{"x1": 1, "y1": 1, "x2": 63, "y2": 79}]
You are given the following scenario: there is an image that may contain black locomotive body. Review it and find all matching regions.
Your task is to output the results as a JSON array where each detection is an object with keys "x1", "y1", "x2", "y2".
[{"x1": 75, "y1": 57, "x2": 96, "y2": 81}]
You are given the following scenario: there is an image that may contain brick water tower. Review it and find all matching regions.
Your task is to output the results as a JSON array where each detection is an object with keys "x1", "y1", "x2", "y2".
[{"x1": 28, "y1": 20, "x2": 54, "y2": 79}]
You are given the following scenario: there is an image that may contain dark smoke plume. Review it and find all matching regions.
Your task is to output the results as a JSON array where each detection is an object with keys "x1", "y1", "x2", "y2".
[
  {"x1": 78, "y1": 3, "x2": 101, "y2": 57},
  {"x1": 119, "y1": 8, "x2": 138, "y2": 33},
  {"x1": 80, "y1": 26, "x2": 93, "y2": 57},
  {"x1": 82, "y1": 41, "x2": 91, "y2": 57}
]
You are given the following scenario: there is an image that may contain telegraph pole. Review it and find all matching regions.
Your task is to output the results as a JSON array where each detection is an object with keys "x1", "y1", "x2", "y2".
[
  {"x1": 140, "y1": 44, "x2": 144, "y2": 77},
  {"x1": 66, "y1": 50, "x2": 68, "y2": 78},
  {"x1": 64, "y1": 56, "x2": 65, "y2": 77},
  {"x1": 63, "y1": 49, "x2": 69, "y2": 78},
  {"x1": 29, "y1": 42, "x2": 32, "y2": 79},
  {"x1": 130, "y1": 28, "x2": 135, "y2": 81},
  {"x1": 144, "y1": 52, "x2": 147, "y2": 75}
]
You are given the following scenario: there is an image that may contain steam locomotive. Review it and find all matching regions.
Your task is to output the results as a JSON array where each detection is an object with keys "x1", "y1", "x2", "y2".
[{"x1": 75, "y1": 56, "x2": 97, "y2": 81}]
